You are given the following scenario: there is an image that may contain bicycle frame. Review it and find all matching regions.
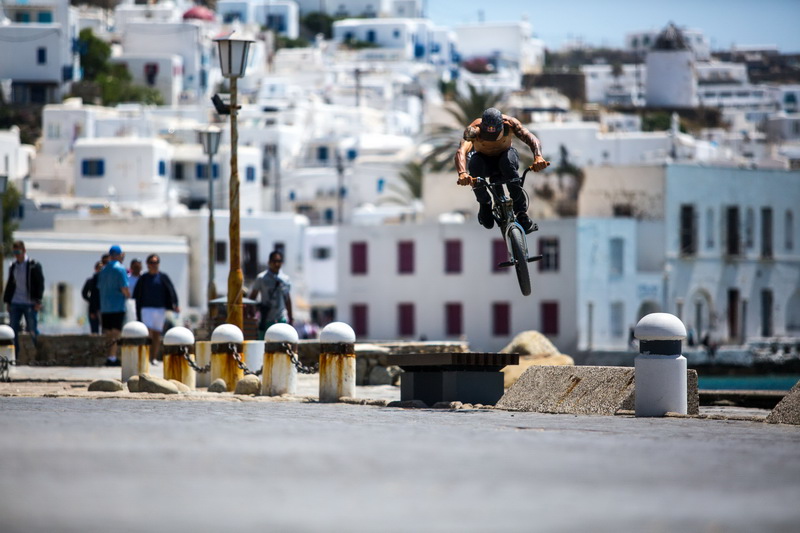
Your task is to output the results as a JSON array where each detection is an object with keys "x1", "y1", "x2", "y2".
[{"x1": 473, "y1": 169, "x2": 531, "y2": 262}]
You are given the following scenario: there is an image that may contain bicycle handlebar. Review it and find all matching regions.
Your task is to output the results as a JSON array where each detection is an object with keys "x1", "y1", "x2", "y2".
[{"x1": 472, "y1": 167, "x2": 531, "y2": 188}]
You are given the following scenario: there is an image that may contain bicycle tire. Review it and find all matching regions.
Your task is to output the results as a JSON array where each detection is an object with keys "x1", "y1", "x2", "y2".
[{"x1": 508, "y1": 226, "x2": 531, "y2": 296}]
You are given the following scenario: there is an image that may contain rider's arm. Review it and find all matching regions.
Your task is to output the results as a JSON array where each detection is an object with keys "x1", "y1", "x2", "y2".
[
  {"x1": 454, "y1": 139, "x2": 472, "y2": 178},
  {"x1": 507, "y1": 117, "x2": 543, "y2": 158}
]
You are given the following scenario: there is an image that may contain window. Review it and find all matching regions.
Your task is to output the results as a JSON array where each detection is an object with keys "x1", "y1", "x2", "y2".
[
  {"x1": 312, "y1": 247, "x2": 332, "y2": 260},
  {"x1": 351, "y1": 242, "x2": 367, "y2": 275},
  {"x1": 492, "y1": 239, "x2": 507, "y2": 273},
  {"x1": 352, "y1": 304, "x2": 368, "y2": 337},
  {"x1": 610, "y1": 302, "x2": 624, "y2": 338},
  {"x1": 761, "y1": 289, "x2": 773, "y2": 337},
  {"x1": 245, "y1": 166, "x2": 256, "y2": 183},
  {"x1": 745, "y1": 208, "x2": 754, "y2": 248},
  {"x1": 680, "y1": 204, "x2": 697, "y2": 255},
  {"x1": 398, "y1": 241, "x2": 414, "y2": 274},
  {"x1": 538, "y1": 238, "x2": 560, "y2": 272},
  {"x1": 705, "y1": 208, "x2": 715, "y2": 249},
  {"x1": 393, "y1": 29, "x2": 401, "y2": 39},
  {"x1": 445, "y1": 239, "x2": 462, "y2": 274},
  {"x1": 38, "y1": 11, "x2": 53, "y2": 23},
  {"x1": 215, "y1": 241, "x2": 227, "y2": 263},
  {"x1": 492, "y1": 302, "x2": 510, "y2": 336},
  {"x1": 37, "y1": 47, "x2": 46, "y2": 65},
  {"x1": 81, "y1": 159, "x2": 104, "y2": 177},
  {"x1": 541, "y1": 302, "x2": 559, "y2": 335},
  {"x1": 761, "y1": 207, "x2": 773, "y2": 258},
  {"x1": 445, "y1": 303, "x2": 462, "y2": 337},
  {"x1": 158, "y1": 160, "x2": 167, "y2": 177},
  {"x1": 317, "y1": 146, "x2": 329, "y2": 162},
  {"x1": 726, "y1": 206, "x2": 741, "y2": 256},
  {"x1": 786, "y1": 210, "x2": 794, "y2": 251},
  {"x1": 173, "y1": 162, "x2": 185, "y2": 181},
  {"x1": 196, "y1": 163, "x2": 219, "y2": 180},
  {"x1": 609, "y1": 238, "x2": 624, "y2": 276},
  {"x1": 367, "y1": 30, "x2": 376, "y2": 43},
  {"x1": 398, "y1": 303, "x2": 415, "y2": 337}
]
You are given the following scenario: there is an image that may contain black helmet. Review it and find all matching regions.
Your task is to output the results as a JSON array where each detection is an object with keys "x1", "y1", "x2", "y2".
[{"x1": 480, "y1": 108, "x2": 503, "y2": 140}]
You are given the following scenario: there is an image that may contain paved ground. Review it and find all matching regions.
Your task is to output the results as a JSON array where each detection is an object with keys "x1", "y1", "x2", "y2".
[{"x1": 1, "y1": 367, "x2": 799, "y2": 532}]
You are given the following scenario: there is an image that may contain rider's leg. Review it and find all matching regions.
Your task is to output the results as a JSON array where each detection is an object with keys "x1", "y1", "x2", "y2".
[
  {"x1": 469, "y1": 153, "x2": 495, "y2": 229},
  {"x1": 499, "y1": 148, "x2": 534, "y2": 233}
]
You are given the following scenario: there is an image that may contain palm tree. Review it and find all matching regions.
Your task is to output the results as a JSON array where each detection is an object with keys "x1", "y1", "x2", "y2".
[{"x1": 380, "y1": 160, "x2": 424, "y2": 205}]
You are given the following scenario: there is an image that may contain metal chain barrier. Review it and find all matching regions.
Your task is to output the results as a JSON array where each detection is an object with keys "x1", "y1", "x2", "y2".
[
  {"x1": 229, "y1": 343, "x2": 263, "y2": 376},
  {"x1": 284, "y1": 342, "x2": 319, "y2": 374},
  {"x1": 178, "y1": 345, "x2": 211, "y2": 374}
]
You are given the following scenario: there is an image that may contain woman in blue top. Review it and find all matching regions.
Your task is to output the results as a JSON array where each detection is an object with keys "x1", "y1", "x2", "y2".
[{"x1": 133, "y1": 254, "x2": 179, "y2": 363}]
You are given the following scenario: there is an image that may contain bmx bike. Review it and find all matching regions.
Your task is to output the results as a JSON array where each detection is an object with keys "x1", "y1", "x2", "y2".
[{"x1": 473, "y1": 167, "x2": 541, "y2": 296}]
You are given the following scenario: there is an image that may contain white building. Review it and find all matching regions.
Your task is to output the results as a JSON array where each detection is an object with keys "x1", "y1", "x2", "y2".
[
  {"x1": 626, "y1": 26, "x2": 710, "y2": 61},
  {"x1": 111, "y1": 54, "x2": 184, "y2": 106},
  {"x1": 581, "y1": 63, "x2": 646, "y2": 106},
  {"x1": 645, "y1": 23, "x2": 698, "y2": 108},
  {"x1": 294, "y1": 0, "x2": 392, "y2": 18},
  {"x1": 217, "y1": 0, "x2": 299, "y2": 39},
  {"x1": 333, "y1": 18, "x2": 434, "y2": 62},
  {"x1": 0, "y1": 0, "x2": 81, "y2": 104},
  {"x1": 454, "y1": 21, "x2": 544, "y2": 74},
  {"x1": 0, "y1": 127, "x2": 34, "y2": 186}
]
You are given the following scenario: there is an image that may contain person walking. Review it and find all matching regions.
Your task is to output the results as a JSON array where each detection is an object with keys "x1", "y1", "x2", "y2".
[
  {"x1": 81, "y1": 261, "x2": 103, "y2": 334},
  {"x1": 3, "y1": 240, "x2": 45, "y2": 354},
  {"x1": 249, "y1": 250, "x2": 293, "y2": 340},
  {"x1": 133, "y1": 254, "x2": 179, "y2": 363},
  {"x1": 98, "y1": 245, "x2": 130, "y2": 366}
]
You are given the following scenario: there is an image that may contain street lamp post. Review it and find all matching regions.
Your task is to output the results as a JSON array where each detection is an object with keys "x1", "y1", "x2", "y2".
[
  {"x1": 197, "y1": 125, "x2": 222, "y2": 305},
  {"x1": 214, "y1": 34, "x2": 253, "y2": 330}
]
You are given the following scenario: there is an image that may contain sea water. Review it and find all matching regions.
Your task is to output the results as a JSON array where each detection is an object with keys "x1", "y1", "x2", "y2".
[{"x1": 697, "y1": 374, "x2": 800, "y2": 391}]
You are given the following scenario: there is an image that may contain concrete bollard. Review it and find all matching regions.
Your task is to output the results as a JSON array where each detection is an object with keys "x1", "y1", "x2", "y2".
[
  {"x1": 634, "y1": 312, "x2": 688, "y2": 417},
  {"x1": 0, "y1": 325, "x2": 15, "y2": 381},
  {"x1": 162, "y1": 327, "x2": 196, "y2": 390},
  {"x1": 319, "y1": 322, "x2": 356, "y2": 403},
  {"x1": 120, "y1": 321, "x2": 150, "y2": 382},
  {"x1": 262, "y1": 323, "x2": 299, "y2": 397},
  {"x1": 210, "y1": 324, "x2": 244, "y2": 392},
  {"x1": 195, "y1": 341, "x2": 212, "y2": 388}
]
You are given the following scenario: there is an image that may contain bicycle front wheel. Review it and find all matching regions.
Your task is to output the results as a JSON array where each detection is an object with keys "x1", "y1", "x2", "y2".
[{"x1": 508, "y1": 226, "x2": 531, "y2": 296}]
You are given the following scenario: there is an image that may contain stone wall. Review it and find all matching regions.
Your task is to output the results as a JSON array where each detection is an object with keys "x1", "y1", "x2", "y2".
[{"x1": 17, "y1": 334, "x2": 111, "y2": 366}]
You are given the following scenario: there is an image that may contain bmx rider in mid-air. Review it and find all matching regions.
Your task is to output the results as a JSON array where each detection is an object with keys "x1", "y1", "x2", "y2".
[{"x1": 454, "y1": 107, "x2": 550, "y2": 233}]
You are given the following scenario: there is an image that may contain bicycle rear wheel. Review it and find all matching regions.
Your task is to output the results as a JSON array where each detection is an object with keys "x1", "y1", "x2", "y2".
[{"x1": 508, "y1": 226, "x2": 531, "y2": 296}]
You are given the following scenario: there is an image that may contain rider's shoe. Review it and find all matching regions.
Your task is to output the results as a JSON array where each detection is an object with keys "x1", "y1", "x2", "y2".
[
  {"x1": 478, "y1": 203, "x2": 494, "y2": 230},
  {"x1": 516, "y1": 212, "x2": 534, "y2": 234}
]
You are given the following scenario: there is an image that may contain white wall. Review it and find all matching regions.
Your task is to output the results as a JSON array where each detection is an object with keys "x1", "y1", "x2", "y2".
[
  {"x1": 111, "y1": 54, "x2": 183, "y2": 105},
  {"x1": 645, "y1": 50, "x2": 698, "y2": 108}
]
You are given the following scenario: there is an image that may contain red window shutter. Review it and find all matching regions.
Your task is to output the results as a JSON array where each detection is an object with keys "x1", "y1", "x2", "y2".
[
  {"x1": 398, "y1": 303, "x2": 415, "y2": 337},
  {"x1": 398, "y1": 241, "x2": 414, "y2": 274},
  {"x1": 492, "y1": 239, "x2": 507, "y2": 273},
  {"x1": 541, "y1": 301, "x2": 559, "y2": 335},
  {"x1": 352, "y1": 304, "x2": 368, "y2": 337},
  {"x1": 445, "y1": 302, "x2": 462, "y2": 336},
  {"x1": 492, "y1": 302, "x2": 510, "y2": 336},
  {"x1": 351, "y1": 242, "x2": 367, "y2": 274},
  {"x1": 445, "y1": 239, "x2": 462, "y2": 273}
]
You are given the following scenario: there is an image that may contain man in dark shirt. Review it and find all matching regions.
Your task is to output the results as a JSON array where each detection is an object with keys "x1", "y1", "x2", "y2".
[
  {"x1": 133, "y1": 254, "x2": 179, "y2": 363},
  {"x1": 3, "y1": 241, "x2": 45, "y2": 353}
]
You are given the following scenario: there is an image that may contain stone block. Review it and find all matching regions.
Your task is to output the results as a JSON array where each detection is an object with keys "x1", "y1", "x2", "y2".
[
  {"x1": 766, "y1": 380, "x2": 800, "y2": 425},
  {"x1": 498, "y1": 366, "x2": 700, "y2": 415}
]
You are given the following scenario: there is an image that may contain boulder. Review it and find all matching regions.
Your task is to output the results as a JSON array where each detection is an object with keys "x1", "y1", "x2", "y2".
[
  {"x1": 368, "y1": 365, "x2": 403, "y2": 386},
  {"x1": 234, "y1": 374, "x2": 261, "y2": 395},
  {"x1": 138, "y1": 374, "x2": 180, "y2": 394},
  {"x1": 88, "y1": 379, "x2": 124, "y2": 392},
  {"x1": 208, "y1": 379, "x2": 227, "y2": 393},
  {"x1": 127, "y1": 375, "x2": 141, "y2": 393},
  {"x1": 766, "y1": 380, "x2": 800, "y2": 425},
  {"x1": 500, "y1": 330, "x2": 574, "y2": 388},
  {"x1": 169, "y1": 380, "x2": 191, "y2": 393}
]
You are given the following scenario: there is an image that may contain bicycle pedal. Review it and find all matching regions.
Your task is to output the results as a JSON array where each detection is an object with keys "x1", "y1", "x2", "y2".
[
  {"x1": 497, "y1": 261, "x2": 514, "y2": 268},
  {"x1": 525, "y1": 223, "x2": 539, "y2": 235},
  {"x1": 527, "y1": 255, "x2": 543, "y2": 263}
]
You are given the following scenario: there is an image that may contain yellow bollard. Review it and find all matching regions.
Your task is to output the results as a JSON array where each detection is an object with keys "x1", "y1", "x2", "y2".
[
  {"x1": 162, "y1": 327, "x2": 196, "y2": 390},
  {"x1": 210, "y1": 324, "x2": 244, "y2": 392},
  {"x1": 195, "y1": 341, "x2": 212, "y2": 388},
  {"x1": 318, "y1": 322, "x2": 356, "y2": 403},
  {"x1": 262, "y1": 323, "x2": 299, "y2": 396},
  {"x1": 120, "y1": 321, "x2": 150, "y2": 382}
]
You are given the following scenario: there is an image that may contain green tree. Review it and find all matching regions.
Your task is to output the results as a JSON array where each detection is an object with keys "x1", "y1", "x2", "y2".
[
  {"x1": 301, "y1": 11, "x2": 335, "y2": 38},
  {"x1": 2, "y1": 183, "x2": 22, "y2": 256},
  {"x1": 96, "y1": 64, "x2": 163, "y2": 106},
  {"x1": 77, "y1": 28, "x2": 111, "y2": 81}
]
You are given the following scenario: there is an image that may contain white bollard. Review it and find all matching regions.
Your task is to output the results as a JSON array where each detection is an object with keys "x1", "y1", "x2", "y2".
[
  {"x1": 634, "y1": 313, "x2": 688, "y2": 417},
  {"x1": 163, "y1": 327, "x2": 196, "y2": 390},
  {"x1": 120, "y1": 321, "x2": 150, "y2": 382},
  {"x1": 195, "y1": 341, "x2": 212, "y2": 388},
  {"x1": 319, "y1": 322, "x2": 356, "y2": 403},
  {"x1": 262, "y1": 323, "x2": 299, "y2": 396},
  {"x1": 210, "y1": 324, "x2": 244, "y2": 392},
  {"x1": 0, "y1": 325, "x2": 15, "y2": 381}
]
